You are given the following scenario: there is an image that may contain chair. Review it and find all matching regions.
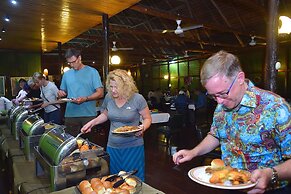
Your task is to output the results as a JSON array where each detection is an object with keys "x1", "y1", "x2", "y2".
[{"x1": 157, "y1": 114, "x2": 184, "y2": 149}]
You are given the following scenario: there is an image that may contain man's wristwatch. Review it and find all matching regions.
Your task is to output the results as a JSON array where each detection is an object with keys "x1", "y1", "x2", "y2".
[{"x1": 271, "y1": 167, "x2": 279, "y2": 185}]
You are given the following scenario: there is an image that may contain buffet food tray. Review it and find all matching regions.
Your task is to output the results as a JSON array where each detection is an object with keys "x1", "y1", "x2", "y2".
[{"x1": 76, "y1": 175, "x2": 142, "y2": 194}]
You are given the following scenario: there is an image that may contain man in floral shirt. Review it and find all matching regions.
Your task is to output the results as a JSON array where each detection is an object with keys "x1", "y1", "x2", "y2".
[{"x1": 173, "y1": 51, "x2": 291, "y2": 194}]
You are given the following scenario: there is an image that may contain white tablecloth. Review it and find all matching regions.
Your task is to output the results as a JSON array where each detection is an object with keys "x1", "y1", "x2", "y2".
[
  {"x1": 141, "y1": 112, "x2": 170, "y2": 124},
  {"x1": 151, "y1": 113, "x2": 170, "y2": 123}
]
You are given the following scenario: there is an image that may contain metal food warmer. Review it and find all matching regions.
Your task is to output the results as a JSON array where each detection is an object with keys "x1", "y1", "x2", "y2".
[
  {"x1": 11, "y1": 107, "x2": 29, "y2": 140},
  {"x1": 19, "y1": 114, "x2": 47, "y2": 161},
  {"x1": 8, "y1": 105, "x2": 24, "y2": 132},
  {"x1": 34, "y1": 127, "x2": 110, "y2": 191}
]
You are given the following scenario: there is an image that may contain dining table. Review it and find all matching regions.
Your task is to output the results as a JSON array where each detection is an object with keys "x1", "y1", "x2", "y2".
[{"x1": 141, "y1": 112, "x2": 170, "y2": 124}]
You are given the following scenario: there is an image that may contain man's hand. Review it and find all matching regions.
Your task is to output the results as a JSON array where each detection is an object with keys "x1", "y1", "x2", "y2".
[
  {"x1": 41, "y1": 102, "x2": 49, "y2": 108},
  {"x1": 172, "y1": 149, "x2": 195, "y2": 165},
  {"x1": 73, "y1": 97, "x2": 87, "y2": 104},
  {"x1": 58, "y1": 90, "x2": 67, "y2": 98},
  {"x1": 247, "y1": 168, "x2": 273, "y2": 194}
]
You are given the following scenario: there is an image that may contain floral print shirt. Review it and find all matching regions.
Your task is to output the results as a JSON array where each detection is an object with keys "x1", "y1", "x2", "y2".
[{"x1": 209, "y1": 80, "x2": 291, "y2": 188}]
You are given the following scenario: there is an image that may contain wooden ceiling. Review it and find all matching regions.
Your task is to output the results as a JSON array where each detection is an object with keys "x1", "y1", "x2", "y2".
[
  {"x1": 0, "y1": 0, "x2": 140, "y2": 51},
  {"x1": 61, "y1": 0, "x2": 291, "y2": 66},
  {"x1": 1, "y1": 0, "x2": 291, "y2": 68}
]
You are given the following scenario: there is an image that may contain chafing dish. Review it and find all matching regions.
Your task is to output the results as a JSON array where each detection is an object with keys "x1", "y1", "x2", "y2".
[
  {"x1": 12, "y1": 107, "x2": 29, "y2": 140},
  {"x1": 34, "y1": 127, "x2": 109, "y2": 191},
  {"x1": 8, "y1": 105, "x2": 23, "y2": 132},
  {"x1": 19, "y1": 114, "x2": 47, "y2": 161}
]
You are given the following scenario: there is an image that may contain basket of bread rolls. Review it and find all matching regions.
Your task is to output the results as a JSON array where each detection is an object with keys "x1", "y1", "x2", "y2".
[
  {"x1": 78, "y1": 171, "x2": 142, "y2": 194},
  {"x1": 205, "y1": 159, "x2": 251, "y2": 185}
]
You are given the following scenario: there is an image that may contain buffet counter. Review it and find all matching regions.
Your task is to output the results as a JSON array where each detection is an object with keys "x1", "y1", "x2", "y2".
[
  {"x1": 21, "y1": 183, "x2": 164, "y2": 194},
  {"x1": 0, "y1": 122, "x2": 165, "y2": 194}
]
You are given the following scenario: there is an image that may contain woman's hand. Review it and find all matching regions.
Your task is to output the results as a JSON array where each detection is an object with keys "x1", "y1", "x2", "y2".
[
  {"x1": 81, "y1": 120, "x2": 95, "y2": 133},
  {"x1": 135, "y1": 124, "x2": 144, "y2": 137}
]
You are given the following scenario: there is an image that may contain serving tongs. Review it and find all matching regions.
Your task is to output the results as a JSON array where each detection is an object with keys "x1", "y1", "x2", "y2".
[
  {"x1": 112, "y1": 169, "x2": 138, "y2": 188},
  {"x1": 74, "y1": 132, "x2": 83, "y2": 141},
  {"x1": 105, "y1": 169, "x2": 137, "y2": 182}
]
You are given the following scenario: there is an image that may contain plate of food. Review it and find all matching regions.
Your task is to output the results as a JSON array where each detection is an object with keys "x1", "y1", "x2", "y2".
[
  {"x1": 188, "y1": 159, "x2": 257, "y2": 190},
  {"x1": 59, "y1": 98, "x2": 73, "y2": 102},
  {"x1": 112, "y1": 126, "x2": 141, "y2": 134},
  {"x1": 23, "y1": 98, "x2": 43, "y2": 102}
]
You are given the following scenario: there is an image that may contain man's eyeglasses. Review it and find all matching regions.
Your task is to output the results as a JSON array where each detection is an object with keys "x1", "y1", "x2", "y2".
[
  {"x1": 67, "y1": 56, "x2": 79, "y2": 65},
  {"x1": 206, "y1": 74, "x2": 238, "y2": 100}
]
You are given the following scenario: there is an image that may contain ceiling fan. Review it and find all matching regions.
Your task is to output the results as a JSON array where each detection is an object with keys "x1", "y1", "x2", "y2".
[
  {"x1": 111, "y1": 41, "x2": 134, "y2": 51},
  {"x1": 162, "y1": 19, "x2": 203, "y2": 36},
  {"x1": 184, "y1": 51, "x2": 189, "y2": 58},
  {"x1": 141, "y1": 58, "x2": 146, "y2": 65},
  {"x1": 249, "y1": 36, "x2": 266, "y2": 46}
]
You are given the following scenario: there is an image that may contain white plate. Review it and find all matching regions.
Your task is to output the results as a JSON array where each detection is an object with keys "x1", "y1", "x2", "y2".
[
  {"x1": 112, "y1": 126, "x2": 142, "y2": 134},
  {"x1": 59, "y1": 98, "x2": 73, "y2": 102},
  {"x1": 188, "y1": 166, "x2": 257, "y2": 190},
  {"x1": 23, "y1": 98, "x2": 43, "y2": 102}
]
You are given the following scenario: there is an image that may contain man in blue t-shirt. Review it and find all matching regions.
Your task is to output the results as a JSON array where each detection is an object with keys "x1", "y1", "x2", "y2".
[{"x1": 58, "y1": 48, "x2": 104, "y2": 136}]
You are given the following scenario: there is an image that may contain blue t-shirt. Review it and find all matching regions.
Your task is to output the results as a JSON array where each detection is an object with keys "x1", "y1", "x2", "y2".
[
  {"x1": 101, "y1": 93, "x2": 148, "y2": 148},
  {"x1": 60, "y1": 65, "x2": 103, "y2": 117},
  {"x1": 209, "y1": 80, "x2": 291, "y2": 189}
]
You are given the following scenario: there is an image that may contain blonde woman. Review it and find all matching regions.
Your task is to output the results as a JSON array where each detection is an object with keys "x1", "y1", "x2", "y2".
[{"x1": 81, "y1": 69, "x2": 152, "y2": 181}]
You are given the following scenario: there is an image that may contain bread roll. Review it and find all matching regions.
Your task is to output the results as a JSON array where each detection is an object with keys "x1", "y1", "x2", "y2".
[
  {"x1": 101, "y1": 176, "x2": 108, "y2": 183},
  {"x1": 79, "y1": 180, "x2": 91, "y2": 191},
  {"x1": 103, "y1": 181, "x2": 112, "y2": 189},
  {"x1": 125, "y1": 178, "x2": 137, "y2": 187},
  {"x1": 92, "y1": 184, "x2": 105, "y2": 194},
  {"x1": 81, "y1": 186, "x2": 93, "y2": 194},
  {"x1": 91, "y1": 178, "x2": 102, "y2": 186},
  {"x1": 211, "y1": 159, "x2": 225, "y2": 170},
  {"x1": 118, "y1": 189, "x2": 130, "y2": 194}
]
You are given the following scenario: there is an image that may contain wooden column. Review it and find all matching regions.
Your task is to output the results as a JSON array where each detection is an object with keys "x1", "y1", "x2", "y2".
[
  {"x1": 167, "y1": 61, "x2": 170, "y2": 88},
  {"x1": 58, "y1": 42, "x2": 62, "y2": 74},
  {"x1": 102, "y1": 14, "x2": 109, "y2": 83},
  {"x1": 264, "y1": 0, "x2": 279, "y2": 91}
]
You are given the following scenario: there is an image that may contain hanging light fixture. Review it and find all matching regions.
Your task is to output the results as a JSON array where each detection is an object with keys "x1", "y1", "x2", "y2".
[
  {"x1": 275, "y1": 62, "x2": 281, "y2": 70},
  {"x1": 43, "y1": 69, "x2": 49, "y2": 76},
  {"x1": 279, "y1": 16, "x2": 291, "y2": 34},
  {"x1": 11, "y1": 0, "x2": 18, "y2": 5},
  {"x1": 0, "y1": 36, "x2": 2, "y2": 41},
  {"x1": 63, "y1": 66, "x2": 70, "y2": 72},
  {"x1": 111, "y1": 55, "x2": 121, "y2": 65},
  {"x1": 1, "y1": 28, "x2": 6, "y2": 33},
  {"x1": 4, "y1": 15, "x2": 10, "y2": 22}
]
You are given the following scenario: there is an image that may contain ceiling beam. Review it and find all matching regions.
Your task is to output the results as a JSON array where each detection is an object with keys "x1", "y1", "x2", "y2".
[
  {"x1": 218, "y1": 0, "x2": 267, "y2": 19},
  {"x1": 93, "y1": 25, "x2": 243, "y2": 49},
  {"x1": 210, "y1": 0, "x2": 244, "y2": 47},
  {"x1": 130, "y1": 4, "x2": 266, "y2": 40}
]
